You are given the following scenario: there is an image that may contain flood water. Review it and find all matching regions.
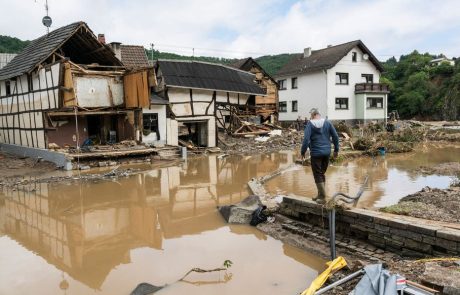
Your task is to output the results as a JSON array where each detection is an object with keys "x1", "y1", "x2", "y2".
[
  {"x1": 0, "y1": 154, "x2": 325, "y2": 295},
  {"x1": 0, "y1": 143, "x2": 458, "y2": 294},
  {"x1": 265, "y1": 143, "x2": 460, "y2": 208}
]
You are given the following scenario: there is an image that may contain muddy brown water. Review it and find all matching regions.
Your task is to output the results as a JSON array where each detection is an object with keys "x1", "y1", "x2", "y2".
[
  {"x1": 0, "y1": 143, "x2": 458, "y2": 294},
  {"x1": 0, "y1": 154, "x2": 325, "y2": 295}
]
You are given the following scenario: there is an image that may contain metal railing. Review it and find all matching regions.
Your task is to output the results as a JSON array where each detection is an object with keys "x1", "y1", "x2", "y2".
[{"x1": 355, "y1": 83, "x2": 390, "y2": 93}]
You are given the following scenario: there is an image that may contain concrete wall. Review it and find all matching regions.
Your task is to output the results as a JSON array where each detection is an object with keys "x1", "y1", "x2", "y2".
[
  {"x1": 280, "y1": 196, "x2": 460, "y2": 257},
  {"x1": 326, "y1": 46, "x2": 381, "y2": 120},
  {"x1": 277, "y1": 71, "x2": 327, "y2": 121}
]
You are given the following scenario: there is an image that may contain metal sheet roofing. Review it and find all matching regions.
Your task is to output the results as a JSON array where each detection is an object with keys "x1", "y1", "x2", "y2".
[{"x1": 158, "y1": 60, "x2": 265, "y2": 95}]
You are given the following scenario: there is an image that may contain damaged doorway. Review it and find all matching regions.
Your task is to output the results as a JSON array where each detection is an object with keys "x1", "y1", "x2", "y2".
[{"x1": 178, "y1": 120, "x2": 209, "y2": 147}]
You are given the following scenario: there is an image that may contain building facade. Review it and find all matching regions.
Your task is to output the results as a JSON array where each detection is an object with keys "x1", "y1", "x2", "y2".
[{"x1": 275, "y1": 40, "x2": 389, "y2": 124}]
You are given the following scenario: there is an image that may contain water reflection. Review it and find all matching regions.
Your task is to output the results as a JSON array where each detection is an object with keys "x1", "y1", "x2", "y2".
[{"x1": 0, "y1": 153, "x2": 323, "y2": 294}]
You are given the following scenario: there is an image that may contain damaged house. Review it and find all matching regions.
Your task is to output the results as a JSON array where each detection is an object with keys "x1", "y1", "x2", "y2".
[
  {"x1": 230, "y1": 57, "x2": 279, "y2": 123},
  {"x1": 0, "y1": 22, "x2": 154, "y2": 166},
  {"x1": 148, "y1": 60, "x2": 266, "y2": 148}
]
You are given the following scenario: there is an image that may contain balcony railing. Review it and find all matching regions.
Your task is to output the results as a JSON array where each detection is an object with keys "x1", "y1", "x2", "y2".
[{"x1": 355, "y1": 83, "x2": 390, "y2": 94}]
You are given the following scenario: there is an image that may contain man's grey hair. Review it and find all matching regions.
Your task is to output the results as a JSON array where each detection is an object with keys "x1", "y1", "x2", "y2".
[{"x1": 309, "y1": 108, "x2": 321, "y2": 116}]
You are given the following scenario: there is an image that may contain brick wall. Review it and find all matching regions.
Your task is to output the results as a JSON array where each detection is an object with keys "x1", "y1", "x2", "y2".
[{"x1": 280, "y1": 196, "x2": 460, "y2": 257}]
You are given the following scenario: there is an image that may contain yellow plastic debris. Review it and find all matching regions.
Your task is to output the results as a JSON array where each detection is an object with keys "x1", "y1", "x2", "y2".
[{"x1": 301, "y1": 256, "x2": 348, "y2": 295}]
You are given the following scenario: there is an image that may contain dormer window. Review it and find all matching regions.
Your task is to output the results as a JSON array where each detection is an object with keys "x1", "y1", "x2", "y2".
[{"x1": 352, "y1": 52, "x2": 357, "y2": 62}]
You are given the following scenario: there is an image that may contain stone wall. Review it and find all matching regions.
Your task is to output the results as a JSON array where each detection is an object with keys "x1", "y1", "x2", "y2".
[{"x1": 280, "y1": 196, "x2": 460, "y2": 257}]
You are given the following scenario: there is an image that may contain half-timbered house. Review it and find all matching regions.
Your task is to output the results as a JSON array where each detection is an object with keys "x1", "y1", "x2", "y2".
[
  {"x1": 0, "y1": 22, "x2": 153, "y2": 165},
  {"x1": 151, "y1": 60, "x2": 266, "y2": 147}
]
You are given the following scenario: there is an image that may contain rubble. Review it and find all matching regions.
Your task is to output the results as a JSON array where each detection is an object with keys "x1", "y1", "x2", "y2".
[{"x1": 218, "y1": 195, "x2": 263, "y2": 224}]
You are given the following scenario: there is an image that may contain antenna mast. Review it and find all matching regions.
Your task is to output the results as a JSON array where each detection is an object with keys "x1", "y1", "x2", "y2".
[{"x1": 42, "y1": 0, "x2": 52, "y2": 34}]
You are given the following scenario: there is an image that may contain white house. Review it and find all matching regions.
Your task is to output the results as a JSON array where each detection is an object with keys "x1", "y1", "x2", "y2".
[
  {"x1": 275, "y1": 40, "x2": 389, "y2": 124},
  {"x1": 429, "y1": 57, "x2": 455, "y2": 66}
]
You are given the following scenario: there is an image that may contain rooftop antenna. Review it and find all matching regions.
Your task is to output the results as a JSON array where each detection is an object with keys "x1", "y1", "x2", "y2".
[{"x1": 42, "y1": 0, "x2": 52, "y2": 34}]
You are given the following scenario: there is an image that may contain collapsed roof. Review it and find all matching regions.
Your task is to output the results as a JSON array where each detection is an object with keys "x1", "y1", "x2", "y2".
[{"x1": 0, "y1": 21, "x2": 122, "y2": 80}]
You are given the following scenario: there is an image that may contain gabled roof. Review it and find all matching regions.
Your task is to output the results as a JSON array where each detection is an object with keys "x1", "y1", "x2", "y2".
[
  {"x1": 120, "y1": 45, "x2": 150, "y2": 68},
  {"x1": 0, "y1": 22, "x2": 122, "y2": 80},
  {"x1": 157, "y1": 60, "x2": 265, "y2": 95},
  {"x1": 229, "y1": 57, "x2": 277, "y2": 85},
  {"x1": 276, "y1": 40, "x2": 384, "y2": 77}
]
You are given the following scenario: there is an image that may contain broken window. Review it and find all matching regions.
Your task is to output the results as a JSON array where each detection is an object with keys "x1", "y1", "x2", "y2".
[
  {"x1": 362, "y1": 74, "x2": 373, "y2": 83},
  {"x1": 278, "y1": 79, "x2": 287, "y2": 90},
  {"x1": 335, "y1": 97, "x2": 349, "y2": 110},
  {"x1": 291, "y1": 77, "x2": 298, "y2": 89},
  {"x1": 292, "y1": 100, "x2": 298, "y2": 112},
  {"x1": 352, "y1": 52, "x2": 357, "y2": 62},
  {"x1": 279, "y1": 101, "x2": 287, "y2": 112},
  {"x1": 367, "y1": 97, "x2": 383, "y2": 109},
  {"x1": 335, "y1": 73, "x2": 349, "y2": 85},
  {"x1": 143, "y1": 113, "x2": 160, "y2": 139}
]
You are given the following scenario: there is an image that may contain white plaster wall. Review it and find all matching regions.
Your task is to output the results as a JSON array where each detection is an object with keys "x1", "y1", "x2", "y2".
[
  {"x1": 326, "y1": 46, "x2": 382, "y2": 120},
  {"x1": 74, "y1": 76, "x2": 124, "y2": 108},
  {"x1": 166, "y1": 118, "x2": 178, "y2": 146},
  {"x1": 277, "y1": 71, "x2": 327, "y2": 121},
  {"x1": 142, "y1": 104, "x2": 167, "y2": 144}
]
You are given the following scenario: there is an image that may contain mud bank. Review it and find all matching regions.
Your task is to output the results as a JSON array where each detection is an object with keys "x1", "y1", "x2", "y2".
[
  {"x1": 0, "y1": 151, "x2": 57, "y2": 178},
  {"x1": 381, "y1": 186, "x2": 460, "y2": 223}
]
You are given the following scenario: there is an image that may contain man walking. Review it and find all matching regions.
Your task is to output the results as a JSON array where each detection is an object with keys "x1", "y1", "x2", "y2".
[{"x1": 301, "y1": 109, "x2": 339, "y2": 204}]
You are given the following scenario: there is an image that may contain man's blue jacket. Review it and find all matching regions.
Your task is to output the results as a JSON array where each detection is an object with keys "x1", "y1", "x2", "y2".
[{"x1": 301, "y1": 118, "x2": 339, "y2": 157}]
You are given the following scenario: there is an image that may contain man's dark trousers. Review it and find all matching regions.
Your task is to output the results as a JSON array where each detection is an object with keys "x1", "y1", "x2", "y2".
[{"x1": 311, "y1": 156, "x2": 329, "y2": 183}]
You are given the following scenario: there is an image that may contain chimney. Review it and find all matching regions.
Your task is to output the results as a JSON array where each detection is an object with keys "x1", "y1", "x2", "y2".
[
  {"x1": 98, "y1": 34, "x2": 106, "y2": 44},
  {"x1": 109, "y1": 42, "x2": 122, "y2": 60},
  {"x1": 303, "y1": 47, "x2": 312, "y2": 58}
]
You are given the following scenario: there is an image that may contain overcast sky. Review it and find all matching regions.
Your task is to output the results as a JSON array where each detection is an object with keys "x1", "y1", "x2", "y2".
[{"x1": 1, "y1": 0, "x2": 459, "y2": 60}]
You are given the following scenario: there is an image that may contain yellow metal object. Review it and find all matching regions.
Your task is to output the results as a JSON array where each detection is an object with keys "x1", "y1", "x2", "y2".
[{"x1": 301, "y1": 256, "x2": 348, "y2": 295}]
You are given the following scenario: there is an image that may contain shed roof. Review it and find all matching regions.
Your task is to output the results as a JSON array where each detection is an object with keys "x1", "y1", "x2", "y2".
[
  {"x1": 157, "y1": 60, "x2": 265, "y2": 95},
  {"x1": 276, "y1": 40, "x2": 384, "y2": 77},
  {"x1": 0, "y1": 21, "x2": 122, "y2": 80},
  {"x1": 120, "y1": 45, "x2": 150, "y2": 68}
]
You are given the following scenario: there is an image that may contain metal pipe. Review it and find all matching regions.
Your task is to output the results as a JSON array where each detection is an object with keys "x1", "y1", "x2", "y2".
[
  {"x1": 329, "y1": 208, "x2": 336, "y2": 260},
  {"x1": 314, "y1": 269, "x2": 365, "y2": 295}
]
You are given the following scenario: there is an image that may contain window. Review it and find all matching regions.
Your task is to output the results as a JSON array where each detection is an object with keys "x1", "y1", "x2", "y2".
[
  {"x1": 292, "y1": 100, "x2": 298, "y2": 112},
  {"x1": 362, "y1": 74, "x2": 374, "y2": 83},
  {"x1": 5, "y1": 80, "x2": 11, "y2": 96},
  {"x1": 352, "y1": 52, "x2": 357, "y2": 62},
  {"x1": 367, "y1": 97, "x2": 383, "y2": 109},
  {"x1": 335, "y1": 73, "x2": 349, "y2": 85},
  {"x1": 335, "y1": 98, "x2": 349, "y2": 110},
  {"x1": 278, "y1": 79, "x2": 287, "y2": 90},
  {"x1": 291, "y1": 77, "x2": 298, "y2": 89},
  {"x1": 279, "y1": 101, "x2": 287, "y2": 112},
  {"x1": 143, "y1": 113, "x2": 160, "y2": 138},
  {"x1": 27, "y1": 75, "x2": 34, "y2": 91}
]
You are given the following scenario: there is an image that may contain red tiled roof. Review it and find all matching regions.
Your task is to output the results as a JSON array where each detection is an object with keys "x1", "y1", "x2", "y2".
[{"x1": 120, "y1": 45, "x2": 149, "y2": 68}]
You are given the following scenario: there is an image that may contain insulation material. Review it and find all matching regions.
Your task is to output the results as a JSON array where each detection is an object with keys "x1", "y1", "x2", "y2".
[
  {"x1": 62, "y1": 63, "x2": 76, "y2": 107},
  {"x1": 124, "y1": 71, "x2": 149, "y2": 108},
  {"x1": 74, "y1": 76, "x2": 124, "y2": 107}
]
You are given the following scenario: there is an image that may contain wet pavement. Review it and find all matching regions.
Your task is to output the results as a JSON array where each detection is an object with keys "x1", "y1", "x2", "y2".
[{"x1": 0, "y1": 143, "x2": 459, "y2": 294}]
